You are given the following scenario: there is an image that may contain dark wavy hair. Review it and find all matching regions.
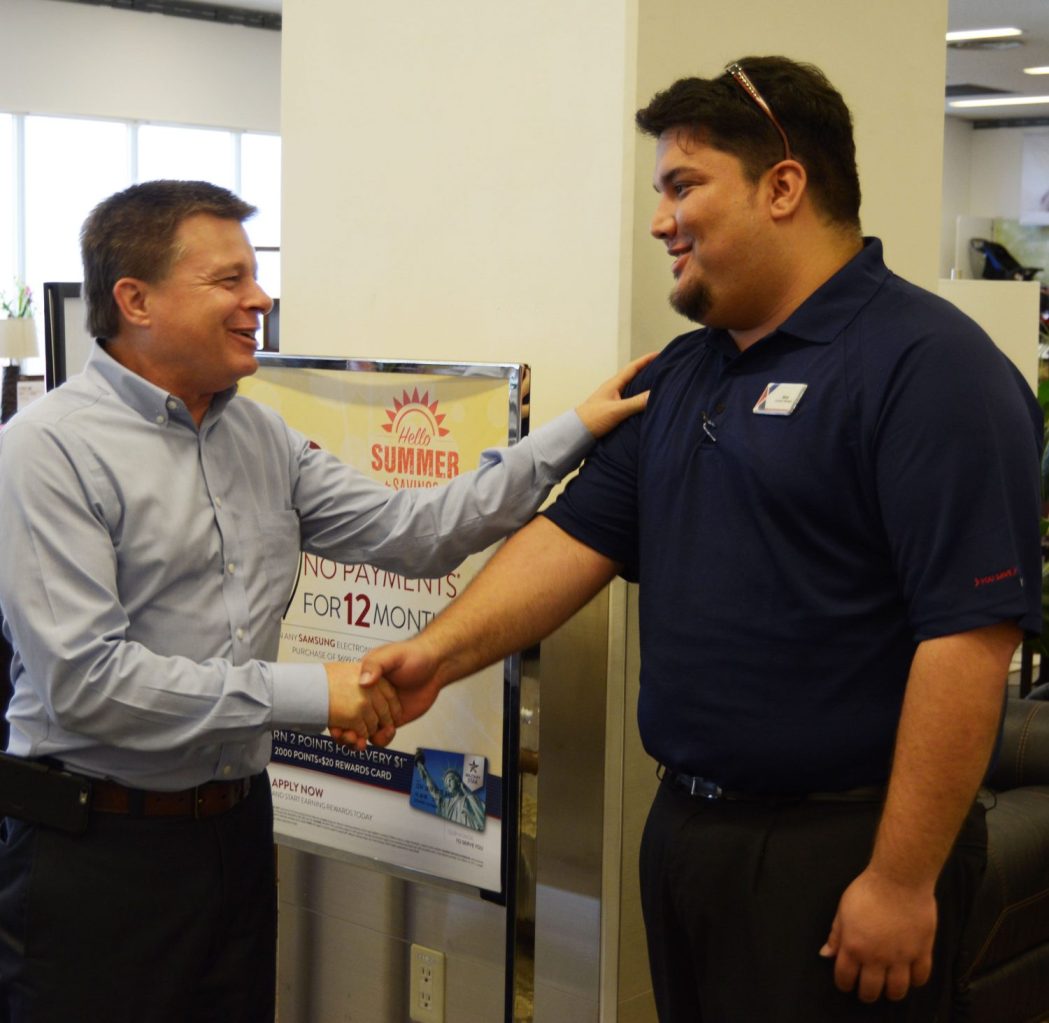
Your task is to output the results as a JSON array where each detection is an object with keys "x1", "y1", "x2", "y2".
[
  {"x1": 81, "y1": 180, "x2": 257, "y2": 339},
  {"x1": 636, "y1": 56, "x2": 861, "y2": 230}
]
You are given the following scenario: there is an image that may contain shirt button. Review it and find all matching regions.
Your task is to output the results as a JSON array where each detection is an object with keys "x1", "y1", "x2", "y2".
[
  {"x1": 227, "y1": 562, "x2": 236, "y2": 575},
  {"x1": 236, "y1": 627, "x2": 245, "y2": 641},
  {"x1": 166, "y1": 399, "x2": 178, "y2": 411},
  {"x1": 155, "y1": 414, "x2": 165, "y2": 425},
  {"x1": 222, "y1": 765, "x2": 232, "y2": 777},
  {"x1": 215, "y1": 496, "x2": 223, "y2": 509}
]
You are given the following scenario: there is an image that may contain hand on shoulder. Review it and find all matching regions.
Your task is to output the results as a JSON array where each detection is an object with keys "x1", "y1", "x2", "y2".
[{"x1": 575, "y1": 351, "x2": 659, "y2": 437}]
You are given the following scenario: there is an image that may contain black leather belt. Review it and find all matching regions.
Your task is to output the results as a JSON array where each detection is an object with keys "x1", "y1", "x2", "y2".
[
  {"x1": 90, "y1": 776, "x2": 252, "y2": 819},
  {"x1": 659, "y1": 766, "x2": 885, "y2": 803}
]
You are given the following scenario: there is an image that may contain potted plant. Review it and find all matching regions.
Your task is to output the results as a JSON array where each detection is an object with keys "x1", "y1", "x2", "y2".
[{"x1": 0, "y1": 281, "x2": 37, "y2": 424}]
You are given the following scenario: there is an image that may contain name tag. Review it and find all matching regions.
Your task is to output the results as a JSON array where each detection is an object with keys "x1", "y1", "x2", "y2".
[{"x1": 753, "y1": 382, "x2": 807, "y2": 416}]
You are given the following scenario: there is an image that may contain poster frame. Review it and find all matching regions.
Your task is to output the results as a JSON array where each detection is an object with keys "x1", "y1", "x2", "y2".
[{"x1": 251, "y1": 352, "x2": 528, "y2": 904}]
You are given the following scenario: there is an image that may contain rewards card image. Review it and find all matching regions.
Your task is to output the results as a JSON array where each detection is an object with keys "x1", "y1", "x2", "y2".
[{"x1": 409, "y1": 748, "x2": 487, "y2": 832}]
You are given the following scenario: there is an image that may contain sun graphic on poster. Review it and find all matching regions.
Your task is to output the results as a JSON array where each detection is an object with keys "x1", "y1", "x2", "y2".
[{"x1": 381, "y1": 388, "x2": 451, "y2": 439}]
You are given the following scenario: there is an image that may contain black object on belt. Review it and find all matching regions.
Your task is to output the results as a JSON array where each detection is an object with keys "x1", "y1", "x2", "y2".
[
  {"x1": 659, "y1": 765, "x2": 886, "y2": 803},
  {"x1": 90, "y1": 776, "x2": 252, "y2": 819}
]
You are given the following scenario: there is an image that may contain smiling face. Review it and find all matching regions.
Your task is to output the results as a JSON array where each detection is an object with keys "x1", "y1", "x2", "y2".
[
  {"x1": 650, "y1": 130, "x2": 774, "y2": 330},
  {"x1": 130, "y1": 213, "x2": 272, "y2": 419}
]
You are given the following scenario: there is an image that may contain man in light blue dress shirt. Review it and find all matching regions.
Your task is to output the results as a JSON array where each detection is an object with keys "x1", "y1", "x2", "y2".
[{"x1": 0, "y1": 180, "x2": 649, "y2": 1022}]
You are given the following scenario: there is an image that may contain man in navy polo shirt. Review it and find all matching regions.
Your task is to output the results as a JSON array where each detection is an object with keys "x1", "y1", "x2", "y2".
[{"x1": 353, "y1": 57, "x2": 1043, "y2": 1020}]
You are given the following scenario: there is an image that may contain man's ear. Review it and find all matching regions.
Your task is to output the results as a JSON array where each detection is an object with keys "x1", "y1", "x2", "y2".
[
  {"x1": 111, "y1": 277, "x2": 151, "y2": 329},
  {"x1": 766, "y1": 160, "x2": 807, "y2": 220}
]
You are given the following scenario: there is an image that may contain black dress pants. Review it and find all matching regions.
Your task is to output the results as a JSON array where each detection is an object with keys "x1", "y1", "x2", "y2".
[
  {"x1": 640, "y1": 779, "x2": 987, "y2": 1023},
  {"x1": 0, "y1": 773, "x2": 276, "y2": 1023}
]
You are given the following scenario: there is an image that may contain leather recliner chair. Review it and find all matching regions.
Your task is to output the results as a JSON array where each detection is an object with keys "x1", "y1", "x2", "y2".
[{"x1": 955, "y1": 697, "x2": 1049, "y2": 1022}]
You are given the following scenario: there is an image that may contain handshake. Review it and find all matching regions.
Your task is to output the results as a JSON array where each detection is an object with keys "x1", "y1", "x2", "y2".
[
  {"x1": 322, "y1": 636, "x2": 446, "y2": 750},
  {"x1": 324, "y1": 662, "x2": 400, "y2": 751}
]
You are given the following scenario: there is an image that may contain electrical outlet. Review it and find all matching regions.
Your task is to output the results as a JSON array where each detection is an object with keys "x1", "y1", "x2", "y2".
[{"x1": 409, "y1": 943, "x2": 445, "y2": 1023}]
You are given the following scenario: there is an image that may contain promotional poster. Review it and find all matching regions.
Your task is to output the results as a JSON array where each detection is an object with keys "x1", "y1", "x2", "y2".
[{"x1": 239, "y1": 357, "x2": 524, "y2": 893}]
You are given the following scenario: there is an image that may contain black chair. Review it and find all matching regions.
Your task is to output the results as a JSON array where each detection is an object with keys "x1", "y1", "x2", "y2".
[
  {"x1": 956, "y1": 697, "x2": 1049, "y2": 1022},
  {"x1": 969, "y1": 238, "x2": 1043, "y2": 282}
]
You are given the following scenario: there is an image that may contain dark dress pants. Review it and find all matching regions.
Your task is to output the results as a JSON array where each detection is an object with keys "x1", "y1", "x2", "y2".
[
  {"x1": 0, "y1": 773, "x2": 276, "y2": 1023},
  {"x1": 640, "y1": 779, "x2": 987, "y2": 1023}
]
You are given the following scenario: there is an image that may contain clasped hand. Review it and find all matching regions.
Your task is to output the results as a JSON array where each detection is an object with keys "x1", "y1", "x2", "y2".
[
  {"x1": 326, "y1": 638, "x2": 443, "y2": 750},
  {"x1": 324, "y1": 662, "x2": 401, "y2": 751}
]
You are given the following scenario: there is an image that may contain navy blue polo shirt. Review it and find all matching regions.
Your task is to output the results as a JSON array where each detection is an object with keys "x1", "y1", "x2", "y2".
[{"x1": 545, "y1": 239, "x2": 1043, "y2": 793}]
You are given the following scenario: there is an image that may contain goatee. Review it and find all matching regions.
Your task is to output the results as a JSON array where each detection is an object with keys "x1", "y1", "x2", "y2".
[{"x1": 670, "y1": 280, "x2": 712, "y2": 325}]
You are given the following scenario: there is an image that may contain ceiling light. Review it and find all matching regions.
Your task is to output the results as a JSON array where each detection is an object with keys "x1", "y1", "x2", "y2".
[
  {"x1": 949, "y1": 95, "x2": 1049, "y2": 108},
  {"x1": 1025, "y1": 66, "x2": 1049, "y2": 75},
  {"x1": 946, "y1": 27, "x2": 1022, "y2": 43}
]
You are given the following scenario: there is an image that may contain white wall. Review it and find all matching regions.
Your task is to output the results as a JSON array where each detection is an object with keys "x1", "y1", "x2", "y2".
[
  {"x1": 941, "y1": 116, "x2": 974, "y2": 277},
  {"x1": 969, "y1": 126, "x2": 1025, "y2": 220},
  {"x1": 0, "y1": 0, "x2": 279, "y2": 131},
  {"x1": 280, "y1": 0, "x2": 635, "y2": 426}
]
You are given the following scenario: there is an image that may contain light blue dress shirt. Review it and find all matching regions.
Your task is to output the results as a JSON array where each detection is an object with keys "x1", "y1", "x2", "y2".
[{"x1": 0, "y1": 344, "x2": 591, "y2": 789}]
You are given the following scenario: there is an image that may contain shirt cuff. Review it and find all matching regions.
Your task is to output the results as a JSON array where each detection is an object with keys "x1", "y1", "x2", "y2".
[
  {"x1": 526, "y1": 409, "x2": 594, "y2": 478},
  {"x1": 269, "y1": 661, "x2": 330, "y2": 731}
]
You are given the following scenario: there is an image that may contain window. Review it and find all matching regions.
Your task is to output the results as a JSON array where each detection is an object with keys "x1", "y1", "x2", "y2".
[
  {"x1": 241, "y1": 132, "x2": 281, "y2": 248},
  {"x1": 24, "y1": 116, "x2": 130, "y2": 299},
  {"x1": 138, "y1": 123, "x2": 236, "y2": 192},
  {"x1": 0, "y1": 115, "x2": 15, "y2": 308},
  {"x1": 242, "y1": 132, "x2": 282, "y2": 298},
  {"x1": 0, "y1": 113, "x2": 281, "y2": 371}
]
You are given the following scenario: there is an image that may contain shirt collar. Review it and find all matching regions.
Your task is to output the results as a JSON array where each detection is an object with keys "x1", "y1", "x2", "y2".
[
  {"x1": 774, "y1": 236, "x2": 889, "y2": 345},
  {"x1": 703, "y1": 237, "x2": 890, "y2": 356},
  {"x1": 85, "y1": 341, "x2": 237, "y2": 425}
]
